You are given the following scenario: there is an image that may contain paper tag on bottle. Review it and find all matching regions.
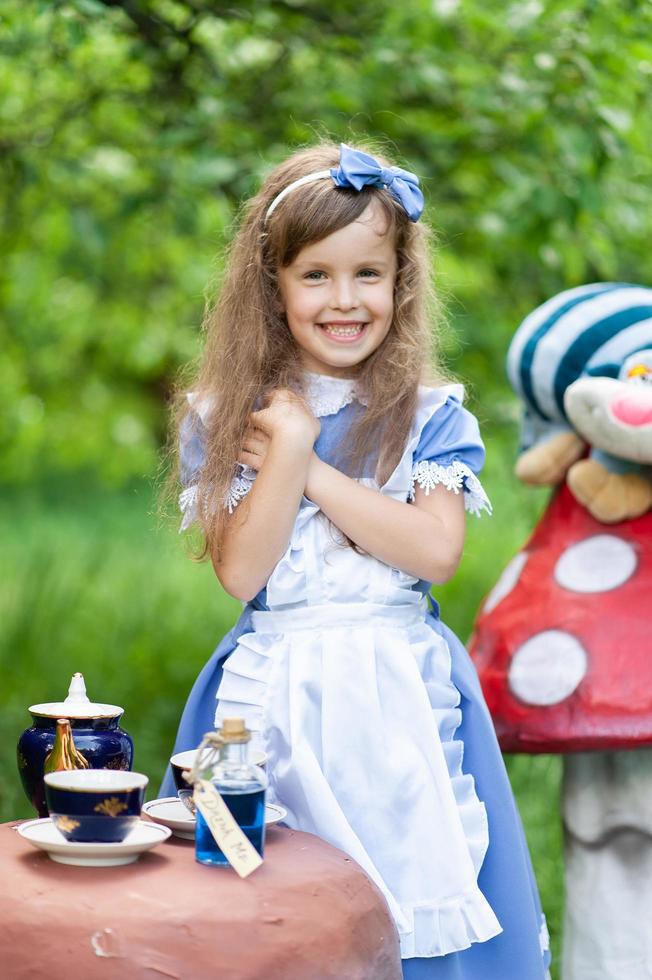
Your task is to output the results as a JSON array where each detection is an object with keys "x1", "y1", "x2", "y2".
[{"x1": 193, "y1": 779, "x2": 263, "y2": 878}]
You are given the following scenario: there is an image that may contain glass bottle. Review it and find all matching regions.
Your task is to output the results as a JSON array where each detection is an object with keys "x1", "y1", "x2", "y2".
[{"x1": 194, "y1": 719, "x2": 268, "y2": 867}]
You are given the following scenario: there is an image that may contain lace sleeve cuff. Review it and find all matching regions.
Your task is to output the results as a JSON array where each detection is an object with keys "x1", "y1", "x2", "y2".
[
  {"x1": 178, "y1": 465, "x2": 257, "y2": 531},
  {"x1": 224, "y1": 465, "x2": 257, "y2": 513},
  {"x1": 408, "y1": 459, "x2": 493, "y2": 517}
]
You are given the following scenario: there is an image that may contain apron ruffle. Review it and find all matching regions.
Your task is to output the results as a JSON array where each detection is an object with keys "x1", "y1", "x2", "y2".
[{"x1": 216, "y1": 600, "x2": 500, "y2": 958}]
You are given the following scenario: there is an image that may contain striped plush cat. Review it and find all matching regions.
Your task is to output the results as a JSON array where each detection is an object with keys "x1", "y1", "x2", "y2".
[{"x1": 507, "y1": 282, "x2": 652, "y2": 523}]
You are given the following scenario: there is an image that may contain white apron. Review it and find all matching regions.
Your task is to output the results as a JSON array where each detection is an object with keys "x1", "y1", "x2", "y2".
[{"x1": 216, "y1": 387, "x2": 501, "y2": 958}]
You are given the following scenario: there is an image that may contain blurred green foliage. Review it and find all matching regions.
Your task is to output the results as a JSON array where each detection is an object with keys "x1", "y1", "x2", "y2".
[
  {"x1": 2, "y1": 0, "x2": 651, "y2": 484},
  {"x1": 2, "y1": 6, "x2": 648, "y2": 973}
]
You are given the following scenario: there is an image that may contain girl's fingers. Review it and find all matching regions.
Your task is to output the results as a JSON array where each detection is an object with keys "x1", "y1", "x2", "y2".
[
  {"x1": 244, "y1": 423, "x2": 270, "y2": 446},
  {"x1": 239, "y1": 423, "x2": 270, "y2": 471},
  {"x1": 247, "y1": 414, "x2": 273, "y2": 437},
  {"x1": 245, "y1": 423, "x2": 268, "y2": 437},
  {"x1": 250, "y1": 409, "x2": 270, "y2": 425},
  {"x1": 238, "y1": 451, "x2": 261, "y2": 471},
  {"x1": 244, "y1": 423, "x2": 267, "y2": 441},
  {"x1": 242, "y1": 436, "x2": 266, "y2": 455}
]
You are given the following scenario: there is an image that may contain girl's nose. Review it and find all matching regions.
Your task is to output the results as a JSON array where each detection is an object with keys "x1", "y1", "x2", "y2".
[{"x1": 331, "y1": 277, "x2": 359, "y2": 311}]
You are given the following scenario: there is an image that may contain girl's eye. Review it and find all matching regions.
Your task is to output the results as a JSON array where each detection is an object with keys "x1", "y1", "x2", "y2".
[
  {"x1": 304, "y1": 271, "x2": 326, "y2": 281},
  {"x1": 358, "y1": 269, "x2": 380, "y2": 279}
]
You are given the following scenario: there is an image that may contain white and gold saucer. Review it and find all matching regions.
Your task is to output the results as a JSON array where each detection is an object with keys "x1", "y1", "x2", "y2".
[
  {"x1": 17, "y1": 817, "x2": 171, "y2": 866},
  {"x1": 142, "y1": 797, "x2": 287, "y2": 840}
]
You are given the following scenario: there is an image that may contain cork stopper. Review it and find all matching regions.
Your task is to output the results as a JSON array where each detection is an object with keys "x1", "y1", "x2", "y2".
[{"x1": 219, "y1": 718, "x2": 251, "y2": 744}]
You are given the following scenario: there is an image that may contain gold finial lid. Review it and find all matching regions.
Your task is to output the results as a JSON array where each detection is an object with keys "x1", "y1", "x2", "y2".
[{"x1": 218, "y1": 718, "x2": 250, "y2": 743}]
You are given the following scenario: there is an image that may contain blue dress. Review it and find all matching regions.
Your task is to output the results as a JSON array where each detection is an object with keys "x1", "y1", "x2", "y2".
[{"x1": 163, "y1": 374, "x2": 551, "y2": 979}]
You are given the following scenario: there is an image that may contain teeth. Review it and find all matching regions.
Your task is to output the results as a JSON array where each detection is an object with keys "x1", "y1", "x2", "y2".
[{"x1": 322, "y1": 325, "x2": 364, "y2": 336}]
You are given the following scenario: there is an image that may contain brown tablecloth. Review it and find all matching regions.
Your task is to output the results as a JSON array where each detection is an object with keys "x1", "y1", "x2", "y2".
[{"x1": 3, "y1": 821, "x2": 401, "y2": 980}]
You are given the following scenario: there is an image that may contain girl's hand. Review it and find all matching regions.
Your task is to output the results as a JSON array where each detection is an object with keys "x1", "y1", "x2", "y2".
[
  {"x1": 238, "y1": 424, "x2": 271, "y2": 472},
  {"x1": 251, "y1": 389, "x2": 320, "y2": 448}
]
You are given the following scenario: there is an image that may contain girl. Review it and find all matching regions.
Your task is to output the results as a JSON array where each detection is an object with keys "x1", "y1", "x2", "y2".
[{"x1": 162, "y1": 142, "x2": 551, "y2": 979}]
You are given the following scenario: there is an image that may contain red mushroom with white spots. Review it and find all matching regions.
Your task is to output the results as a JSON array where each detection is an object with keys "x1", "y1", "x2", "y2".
[
  {"x1": 471, "y1": 483, "x2": 652, "y2": 752},
  {"x1": 471, "y1": 284, "x2": 652, "y2": 751}
]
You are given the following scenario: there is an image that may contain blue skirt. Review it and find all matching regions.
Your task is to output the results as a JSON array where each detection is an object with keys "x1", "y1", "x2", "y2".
[{"x1": 161, "y1": 606, "x2": 550, "y2": 979}]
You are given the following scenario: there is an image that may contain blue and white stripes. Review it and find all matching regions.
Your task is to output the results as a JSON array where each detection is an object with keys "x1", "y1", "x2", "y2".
[{"x1": 507, "y1": 283, "x2": 652, "y2": 424}]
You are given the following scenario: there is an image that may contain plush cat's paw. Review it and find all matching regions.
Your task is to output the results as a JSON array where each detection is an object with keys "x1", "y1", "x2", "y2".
[
  {"x1": 515, "y1": 431, "x2": 586, "y2": 486},
  {"x1": 567, "y1": 459, "x2": 652, "y2": 523}
]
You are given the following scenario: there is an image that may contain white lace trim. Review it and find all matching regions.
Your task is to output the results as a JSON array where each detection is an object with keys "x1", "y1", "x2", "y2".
[
  {"x1": 178, "y1": 465, "x2": 257, "y2": 530},
  {"x1": 225, "y1": 464, "x2": 257, "y2": 513},
  {"x1": 179, "y1": 484, "x2": 200, "y2": 532},
  {"x1": 187, "y1": 376, "x2": 366, "y2": 425},
  {"x1": 303, "y1": 371, "x2": 367, "y2": 418},
  {"x1": 539, "y1": 913, "x2": 550, "y2": 956},
  {"x1": 408, "y1": 459, "x2": 493, "y2": 517}
]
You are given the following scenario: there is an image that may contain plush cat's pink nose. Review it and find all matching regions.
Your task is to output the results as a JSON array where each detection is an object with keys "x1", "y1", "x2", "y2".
[{"x1": 610, "y1": 388, "x2": 652, "y2": 426}]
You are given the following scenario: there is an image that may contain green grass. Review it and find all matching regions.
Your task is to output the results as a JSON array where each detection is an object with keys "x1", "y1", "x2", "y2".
[{"x1": 0, "y1": 466, "x2": 563, "y2": 975}]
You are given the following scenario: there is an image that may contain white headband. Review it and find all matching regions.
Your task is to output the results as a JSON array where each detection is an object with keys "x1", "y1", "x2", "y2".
[
  {"x1": 265, "y1": 170, "x2": 331, "y2": 220},
  {"x1": 264, "y1": 145, "x2": 424, "y2": 223}
]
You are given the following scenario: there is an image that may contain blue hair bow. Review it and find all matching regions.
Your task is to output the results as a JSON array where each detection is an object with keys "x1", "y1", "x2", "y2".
[{"x1": 330, "y1": 143, "x2": 424, "y2": 222}]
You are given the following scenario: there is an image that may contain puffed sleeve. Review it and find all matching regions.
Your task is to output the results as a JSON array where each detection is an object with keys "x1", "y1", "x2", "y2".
[
  {"x1": 409, "y1": 395, "x2": 492, "y2": 517},
  {"x1": 178, "y1": 394, "x2": 257, "y2": 532}
]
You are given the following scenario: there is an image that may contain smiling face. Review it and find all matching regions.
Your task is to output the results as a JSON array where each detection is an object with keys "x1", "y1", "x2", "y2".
[{"x1": 277, "y1": 201, "x2": 397, "y2": 377}]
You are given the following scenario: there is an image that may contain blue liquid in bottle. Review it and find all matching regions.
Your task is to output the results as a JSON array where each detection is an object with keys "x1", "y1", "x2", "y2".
[
  {"x1": 195, "y1": 784, "x2": 266, "y2": 866},
  {"x1": 194, "y1": 725, "x2": 268, "y2": 868}
]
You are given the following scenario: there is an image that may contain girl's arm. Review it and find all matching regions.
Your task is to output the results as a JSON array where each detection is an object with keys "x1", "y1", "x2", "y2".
[
  {"x1": 212, "y1": 390, "x2": 319, "y2": 602},
  {"x1": 305, "y1": 455, "x2": 467, "y2": 584}
]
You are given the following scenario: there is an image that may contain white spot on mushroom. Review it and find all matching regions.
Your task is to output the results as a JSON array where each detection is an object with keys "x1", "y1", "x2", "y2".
[
  {"x1": 482, "y1": 551, "x2": 529, "y2": 613},
  {"x1": 509, "y1": 630, "x2": 588, "y2": 705},
  {"x1": 554, "y1": 535, "x2": 637, "y2": 593}
]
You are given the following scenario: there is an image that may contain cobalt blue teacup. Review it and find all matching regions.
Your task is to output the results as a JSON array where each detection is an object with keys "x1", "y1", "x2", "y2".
[{"x1": 44, "y1": 770, "x2": 148, "y2": 842}]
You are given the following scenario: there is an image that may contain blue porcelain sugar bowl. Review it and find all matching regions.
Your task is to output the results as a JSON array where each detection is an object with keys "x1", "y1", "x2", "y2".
[{"x1": 17, "y1": 673, "x2": 134, "y2": 817}]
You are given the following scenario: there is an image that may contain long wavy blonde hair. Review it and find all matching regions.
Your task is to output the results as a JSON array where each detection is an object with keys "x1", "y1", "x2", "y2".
[{"x1": 176, "y1": 140, "x2": 448, "y2": 559}]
